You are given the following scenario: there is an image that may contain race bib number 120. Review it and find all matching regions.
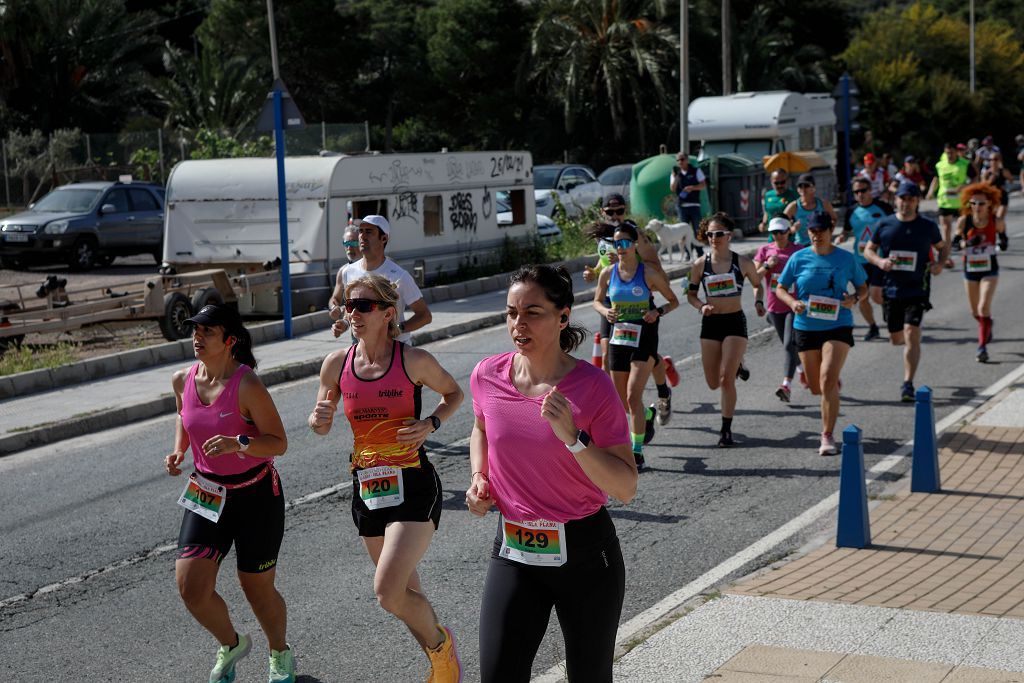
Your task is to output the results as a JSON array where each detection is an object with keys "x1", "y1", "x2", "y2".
[{"x1": 357, "y1": 466, "x2": 404, "y2": 510}]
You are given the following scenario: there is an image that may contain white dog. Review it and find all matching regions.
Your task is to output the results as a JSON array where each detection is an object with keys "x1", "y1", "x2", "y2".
[{"x1": 645, "y1": 219, "x2": 693, "y2": 262}]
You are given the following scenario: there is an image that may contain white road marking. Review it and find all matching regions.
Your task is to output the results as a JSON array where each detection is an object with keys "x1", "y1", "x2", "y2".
[{"x1": 533, "y1": 359, "x2": 1024, "y2": 682}]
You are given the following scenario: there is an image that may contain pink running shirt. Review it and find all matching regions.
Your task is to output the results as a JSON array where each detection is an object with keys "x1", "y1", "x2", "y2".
[
  {"x1": 755, "y1": 242, "x2": 804, "y2": 314},
  {"x1": 180, "y1": 363, "x2": 264, "y2": 476},
  {"x1": 470, "y1": 353, "x2": 630, "y2": 523}
]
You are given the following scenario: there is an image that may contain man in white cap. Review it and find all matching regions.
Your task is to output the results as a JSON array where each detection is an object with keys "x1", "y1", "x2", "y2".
[{"x1": 328, "y1": 215, "x2": 432, "y2": 344}]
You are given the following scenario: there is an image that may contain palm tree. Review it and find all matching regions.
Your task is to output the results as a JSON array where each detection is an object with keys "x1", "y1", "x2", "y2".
[
  {"x1": 527, "y1": 0, "x2": 678, "y2": 151},
  {"x1": 147, "y1": 40, "x2": 266, "y2": 137},
  {"x1": 0, "y1": 0, "x2": 161, "y2": 133},
  {"x1": 733, "y1": 6, "x2": 830, "y2": 93}
]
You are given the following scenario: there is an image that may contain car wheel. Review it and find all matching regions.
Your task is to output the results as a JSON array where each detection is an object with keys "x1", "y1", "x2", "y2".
[
  {"x1": 68, "y1": 237, "x2": 98, "y2": 271},
  {"x1": 158, "y1": 292, "x2": 193, "y2": 341},
  {"x1": 190, "y1": 287, "x2": 224, "y2": 313}
]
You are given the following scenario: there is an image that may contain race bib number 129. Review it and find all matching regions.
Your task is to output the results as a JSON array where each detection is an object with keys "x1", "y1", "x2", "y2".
[{"x1": 499, "y1": 518, "x2": 567, "y2": 567}]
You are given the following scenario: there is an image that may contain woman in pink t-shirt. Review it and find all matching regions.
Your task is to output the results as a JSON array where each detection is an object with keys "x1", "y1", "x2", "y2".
[
  {"x1": 164, "y1": 304, "x2": 293, "y2": 682},
  {"x1": 754, "y1": 216, "x2": 806, "y2": 402},
  {"x1": 467, "y1": 264, "x2": 635, "y2": 683}
]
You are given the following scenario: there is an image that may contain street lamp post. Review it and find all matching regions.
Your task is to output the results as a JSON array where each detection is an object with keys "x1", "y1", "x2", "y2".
[
  {"x1": 266, "y1": 0, "x2": 293, "y2": 338},
  {"x1": 969, "y1": 0, "x2": 975, "y2": 93},
  {"x1": 722, "y1": 0, "x2": 731, "y2": 95},
  {"x1": 680, "y1": 0, "x2": 689, "y2": 154}
]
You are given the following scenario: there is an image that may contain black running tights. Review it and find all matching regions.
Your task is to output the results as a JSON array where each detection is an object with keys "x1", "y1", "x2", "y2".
[{"x1": 478, "y1": 537, "x2": 625, "y2": 682}]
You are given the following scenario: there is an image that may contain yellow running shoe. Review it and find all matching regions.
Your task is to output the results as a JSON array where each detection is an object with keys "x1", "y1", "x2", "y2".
[{"x1": 425, "y1": 624, "x2": 461, "y2": 683}]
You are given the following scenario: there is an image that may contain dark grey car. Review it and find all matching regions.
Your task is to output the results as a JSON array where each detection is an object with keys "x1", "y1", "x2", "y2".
[{"x1": 0, "y1": 180, "x2": 165, "y2": 270}]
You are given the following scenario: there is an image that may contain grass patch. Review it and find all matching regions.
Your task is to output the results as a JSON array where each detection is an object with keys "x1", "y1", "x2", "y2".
[{"x1": 0, "y1": 342, "x2": 78, "y2": 376}]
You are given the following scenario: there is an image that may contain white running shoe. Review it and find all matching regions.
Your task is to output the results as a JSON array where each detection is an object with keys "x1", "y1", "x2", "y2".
[{"x1": 818, "y1": 433, "x2": 837, "y2": 456}]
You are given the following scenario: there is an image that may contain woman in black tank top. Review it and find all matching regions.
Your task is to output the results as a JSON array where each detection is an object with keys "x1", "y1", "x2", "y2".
[{"x1": 685, "y1": 212, "x2": 763, "y2": 446}]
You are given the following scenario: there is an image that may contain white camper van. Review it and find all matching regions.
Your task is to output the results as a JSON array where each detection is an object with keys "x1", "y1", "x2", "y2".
[
  {"x1": 163, "y1": 151, "x2": 535, "y2": 314},
  {"x1": 688, "y1": 91, "x2": 837, "y2": 168}
]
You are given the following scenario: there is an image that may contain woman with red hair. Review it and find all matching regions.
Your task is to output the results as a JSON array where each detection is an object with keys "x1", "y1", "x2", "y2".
[{"x1": 955, "y1": 183, "x2": 1005, "y2": 363}]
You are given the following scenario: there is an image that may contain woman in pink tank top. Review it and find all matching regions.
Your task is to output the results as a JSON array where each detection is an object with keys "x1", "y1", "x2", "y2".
[
  {"x1": 308, "y1": 275, "x2": 464, "y2": 682},
  {"x1": 467, "y1": 264, "x2": 635, "y2": 683},
  {"x1": 164, "y1": 304, "x2": 294, "y2": 682}
]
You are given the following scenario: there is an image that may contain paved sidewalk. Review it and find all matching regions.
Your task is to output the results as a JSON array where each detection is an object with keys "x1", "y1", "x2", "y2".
[{"x1": 611, "y1": 382, "x2": 1024, "y2": 682}]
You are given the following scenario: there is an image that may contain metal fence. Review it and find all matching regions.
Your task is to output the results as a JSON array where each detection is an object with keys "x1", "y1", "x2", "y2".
[{"x1": 0, "y1": 122, "x2": 370, "y2": 208}]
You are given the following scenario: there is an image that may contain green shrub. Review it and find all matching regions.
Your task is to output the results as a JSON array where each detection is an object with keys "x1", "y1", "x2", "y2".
[{"x1": 0, "y1": 342, "x2": 78, "y2": 376}]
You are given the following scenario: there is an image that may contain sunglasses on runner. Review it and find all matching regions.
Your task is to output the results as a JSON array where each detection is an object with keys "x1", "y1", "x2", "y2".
[
  {"x1": 852, "y1": 188, "x2": 870, "y2": 194},
  {"x1": 797, "y1": 183, "x2": 813, "y2": 189},
  {"x1": 343, "y1": 298, "x2": 390, "y2": 313},
  {"x1": 343, "y1": 240, "x2": 359, "y2": 248},
  {"x1": 613, "y1": 238, "x2": 635, "y2": 249},
  {"x1": 706, "y1": 230, "x2": 730, "y2": 239},
  {"x1": 604, "y1": 207, "x2": 626, "y2": 216}
]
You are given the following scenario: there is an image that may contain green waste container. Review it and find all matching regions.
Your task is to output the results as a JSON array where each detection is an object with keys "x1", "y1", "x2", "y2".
[
  {"x1": 629, "y1": 154, "x2": 711, "y2": 223},
  {"x1": 710, "y1": 153, "x2": 767, "y2": 235}
]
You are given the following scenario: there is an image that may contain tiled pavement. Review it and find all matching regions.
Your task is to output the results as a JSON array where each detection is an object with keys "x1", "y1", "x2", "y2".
[{"x1": 729, "y1": 425, "x2": 1024, "y2": 618}]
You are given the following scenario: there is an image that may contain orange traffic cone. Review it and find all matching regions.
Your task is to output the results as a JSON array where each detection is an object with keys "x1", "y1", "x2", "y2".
[
  {"x1": 591, "y1": 332, "x2": 603, "y2": 368},
  {"x1": 663, "y1": 355, "x2": 680, "y2": 387}
]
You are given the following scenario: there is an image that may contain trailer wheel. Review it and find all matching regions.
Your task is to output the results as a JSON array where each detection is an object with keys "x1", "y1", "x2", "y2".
[
  {"x1": 190, "y1": 288, "x2": 224, "y2": 313},
  {"x1": 159, "y1": 292, "x2": 193, "y2": 341}
]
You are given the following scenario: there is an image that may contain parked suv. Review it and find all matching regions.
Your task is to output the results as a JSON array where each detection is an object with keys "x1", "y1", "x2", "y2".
[{"x1": 0, "y1": 180, "x2": 166, "y2": 270}]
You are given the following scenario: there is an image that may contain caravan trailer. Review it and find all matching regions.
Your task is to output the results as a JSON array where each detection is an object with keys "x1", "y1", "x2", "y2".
[
  {"x1": 688, "y1": 91, "x2": 837, "y2": 169},
  {"x1": 163, "y1": 152, "x2": 535, "y2": 314}
]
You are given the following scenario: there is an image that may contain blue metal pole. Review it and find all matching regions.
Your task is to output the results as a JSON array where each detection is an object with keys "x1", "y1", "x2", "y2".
[
  {"x1": 273, "y1": 88, "x2": 293, "y2": 338},
  {"x1": 837, "y1": 424, "x2": 871, "y2": 548}
]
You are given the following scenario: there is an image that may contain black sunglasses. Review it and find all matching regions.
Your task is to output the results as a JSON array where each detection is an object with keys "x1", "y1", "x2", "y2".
[
  {"x1": 604, "y1": 207, "x2": 626, "y2": 216},
  {"x1": 344, "y1": 298, "x2": 390, "y2": 313},
  {"x1": 852, "y1": 188, "x2": 870, "y2": 194}
]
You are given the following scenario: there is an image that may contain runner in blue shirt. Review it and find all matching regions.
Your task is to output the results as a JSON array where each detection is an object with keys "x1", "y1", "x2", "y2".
[
  {"x1": 837, "y1": 176, "x2": 893, "y2": 341},
  {"x1": 864, "y1": 181, "x2": 950, "y2": 402},
  {"x1": 776, "y1": 212, "x2": 867, "y2": 456}
]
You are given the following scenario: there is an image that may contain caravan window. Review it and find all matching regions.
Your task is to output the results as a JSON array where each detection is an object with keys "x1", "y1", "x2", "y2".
[
  {"x1": 424, "y1": 195, "x2": 442, "y2": 236},
  {"x1": 798, "y1": 127, "x2": 815, "y2": 151},
  {"x1": 353, "y1": 199, "x2": 388, "y2": 220},
  {"x1": 496, "y1": 190, "x2": 526, "y2": 227},
  {"x1": 818, "y1": 126, "x2": 834, "y2": 149},
  {"x1": 702, "y1": 139, "x2": 772, "y2": 159}
]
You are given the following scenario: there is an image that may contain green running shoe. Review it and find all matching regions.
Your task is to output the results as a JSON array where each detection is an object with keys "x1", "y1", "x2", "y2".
[
  {"x1": 209, "y1": 633, "x2": 251, "y2": 683},
  {"x1": 268, "y1": 645, "x2": 296, "y2": 683}
]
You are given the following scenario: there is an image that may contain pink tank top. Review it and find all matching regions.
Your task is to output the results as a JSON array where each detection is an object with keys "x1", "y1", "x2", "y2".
[
  {"x1": 180, "y1": 363, "x2": 264, "y2": 476},
  {"x1": 339, "y1": 341, "x2": 423, "y2": 471}
]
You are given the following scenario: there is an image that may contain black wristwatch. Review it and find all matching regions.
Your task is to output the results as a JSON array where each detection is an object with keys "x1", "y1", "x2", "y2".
[
  {"x1": 657, "y1": 305, "x2": 666, "y2": 316},
  {"x1": 428, "y1": 415, "x2": 441, "y2": 433}
]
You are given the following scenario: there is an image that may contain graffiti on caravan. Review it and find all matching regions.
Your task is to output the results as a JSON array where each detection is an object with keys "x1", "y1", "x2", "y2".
[
  {"x1": 449, "y1": 192, "x2": 477, "y2": 232},
  {"x1": 490, "y1": 154, "x2": 526, "y2": 178},
  {"x1": 368, "y1": 160, "x2": 424, "y2": 188},
  {"x1": 446, "y1": 157, "x2": 486, "y2": 182},
  {"x1": 392, "y1": 189, "x2": 419, "y2": 223}
]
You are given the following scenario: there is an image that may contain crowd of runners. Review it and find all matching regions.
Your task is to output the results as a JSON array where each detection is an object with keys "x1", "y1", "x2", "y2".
[{"x1": 161, "y1": 135, "x2": 1014, "y2": 682}]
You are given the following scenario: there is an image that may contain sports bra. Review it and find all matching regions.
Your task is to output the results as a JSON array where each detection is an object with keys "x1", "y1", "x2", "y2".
[{"x1": 701, "y1": 251, "x2": 744, "y2": 298}]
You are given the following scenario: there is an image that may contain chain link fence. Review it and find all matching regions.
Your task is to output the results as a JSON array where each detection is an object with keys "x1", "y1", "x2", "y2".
[{"x1": 0, "y1": 123, "x2": 370, "y2": 209}]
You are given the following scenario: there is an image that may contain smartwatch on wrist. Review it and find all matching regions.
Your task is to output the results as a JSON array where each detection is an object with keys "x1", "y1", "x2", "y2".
[
  {"x1": 428, "y1": 415, "x2": 441, "y2": 433},
  {"x1": 237, "y1": 434, "x2": 251, "y2": 452},
  {"x1": 565, "y1": 429, "x2": 592, "y2": 453}
]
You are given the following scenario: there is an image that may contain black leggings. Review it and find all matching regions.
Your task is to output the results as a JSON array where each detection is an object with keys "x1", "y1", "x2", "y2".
[
  {"x1": 766, "y1": 310, "x2": 799, "y2": 379},
  {"x1": 478, "y1": 508, "x2": 625, "y2": 682}
]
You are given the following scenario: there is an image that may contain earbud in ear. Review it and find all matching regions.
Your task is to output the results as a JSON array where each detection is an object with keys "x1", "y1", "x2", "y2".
[{"x1": 560, "y1": 314, "x2": 568, "y2": 323}]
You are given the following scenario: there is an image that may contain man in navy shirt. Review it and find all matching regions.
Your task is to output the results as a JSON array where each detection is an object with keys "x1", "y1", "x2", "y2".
[{"x1": 863, "y1": 181, "x2": 949, "y2": 402}]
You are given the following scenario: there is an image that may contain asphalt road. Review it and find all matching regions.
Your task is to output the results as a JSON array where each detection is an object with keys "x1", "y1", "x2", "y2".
[{"x1": 3, "y1": 207, "x2": 1023, "y2": 682}]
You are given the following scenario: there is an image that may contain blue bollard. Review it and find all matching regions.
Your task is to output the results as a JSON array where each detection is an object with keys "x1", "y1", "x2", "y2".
[
  {"x1": 911, "y1": 385, "x2": 941, "y2": 492},
  {"x1": 837, "y1": 424, "x2": 871, "y2": 548}
]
